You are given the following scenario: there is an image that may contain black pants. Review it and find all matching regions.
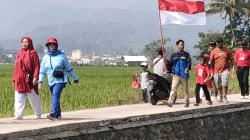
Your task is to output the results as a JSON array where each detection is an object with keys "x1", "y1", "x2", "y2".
[
  {"x1": 237, "y1": 66, "x2": 249, "y2": 96},
  {"x1": 142, "y1": 89, "x2": 148, "y2": 103},
  {"x1": 195, "y1": 84, "x2": 211, "y2": 103}
]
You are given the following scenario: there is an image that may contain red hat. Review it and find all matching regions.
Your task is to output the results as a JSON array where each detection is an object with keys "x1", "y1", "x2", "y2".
[{"x1": 45, "y1": 38, "x2": 58, "y2": 46}]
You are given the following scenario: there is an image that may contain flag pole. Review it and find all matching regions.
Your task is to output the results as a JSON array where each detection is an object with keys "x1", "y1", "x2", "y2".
[{"x1": 158, "y1": 0, "x2": 168, "y2": 75}]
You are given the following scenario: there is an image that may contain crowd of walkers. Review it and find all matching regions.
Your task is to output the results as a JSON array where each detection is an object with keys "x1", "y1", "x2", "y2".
[
  {"x1": 13, "y1": 37, "x2": 79, "y2": 120},
  {"x1": 135, "y1": 39, "x2": 250, "y2": 107},
  {"x1": 12, "y1": 36, "x2": 250, "y2": 120}
]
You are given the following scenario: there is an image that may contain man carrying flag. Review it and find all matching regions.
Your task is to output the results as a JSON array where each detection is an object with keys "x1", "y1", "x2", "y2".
[{"x1": 157, "y1": 0, "x2": 206, "y2": 107}]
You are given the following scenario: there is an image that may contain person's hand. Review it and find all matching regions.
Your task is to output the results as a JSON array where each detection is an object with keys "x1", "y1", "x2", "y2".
[
  {"x1": 73, "y1": 80, "x2": 79, "y2": 85},
  {"x1": 33, "y1": 77, "x2": 38, "y2": 85},
  {"x1": 185, "y1": 68, "x2": 189, "y2": 73},
  {"x1": 38, "y1": 83, "x2": 43, "y2": 90},
  {"x1": 204, "y1": 78, "x2": 208, "y2": 83}
]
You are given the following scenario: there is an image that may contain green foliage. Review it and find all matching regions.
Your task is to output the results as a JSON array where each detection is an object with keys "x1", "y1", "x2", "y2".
[
  {"x1": 194, "y1": 32, "x2": 223, "y2": 58},
  {"x1": 143, "y1": 38, "x2": 172, "y2": 62},
  {"x1": 206, "y1": 0, "x2": 250, "y2": 48}
]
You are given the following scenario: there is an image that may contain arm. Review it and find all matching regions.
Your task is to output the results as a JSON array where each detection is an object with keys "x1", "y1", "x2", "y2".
[
  {"x1": 32, "y1": 52, "x2": 40, "y2": 85},
  {"x1": 186, "y1": 53, "x2": 192, "y2": 70},
  {"x1": 205, "y1": 66, "x2": 210, "y2": 82},
  {"x1": 63, "y1": 56, "x2": 79, "y2": 81},
  {"x1": 38, "y1": 57, "x2": 47, "y2": 84}
]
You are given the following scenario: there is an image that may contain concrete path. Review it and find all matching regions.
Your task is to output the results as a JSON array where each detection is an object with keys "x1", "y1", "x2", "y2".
[{"x1": 0, "y1": 94, "x2": 247, "y2": 135}]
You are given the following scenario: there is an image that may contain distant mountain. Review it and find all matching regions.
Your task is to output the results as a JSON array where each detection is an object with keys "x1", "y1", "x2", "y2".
[{"x1": 0, "y1": 0, "x2": 225, "y2": 55}]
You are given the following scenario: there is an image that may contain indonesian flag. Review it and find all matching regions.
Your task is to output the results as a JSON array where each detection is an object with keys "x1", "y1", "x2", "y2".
[{"x1": 159, "y1": 0, "x2": 206, "y2": 25}]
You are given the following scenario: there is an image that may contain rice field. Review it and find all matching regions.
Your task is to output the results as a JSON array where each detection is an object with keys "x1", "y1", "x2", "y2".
[{"x1": 0, "y1": 65, "x2": 240, "y2": 118}]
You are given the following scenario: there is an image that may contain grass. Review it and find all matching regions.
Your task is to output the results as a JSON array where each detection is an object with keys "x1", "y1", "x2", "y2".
[{"x1": 0, "y1": 65, "x2": 240, "y2": 118}]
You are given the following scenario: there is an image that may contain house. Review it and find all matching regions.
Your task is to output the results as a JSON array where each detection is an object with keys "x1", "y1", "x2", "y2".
[{"x1": 122, "y1": 56, "x2": 148, "y2": 66}]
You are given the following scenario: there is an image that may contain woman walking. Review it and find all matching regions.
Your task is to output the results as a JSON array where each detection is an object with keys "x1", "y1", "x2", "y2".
[
  {"x1": 234, "y1": 41, "x2": 250, "y2": 99},
  {"x1": 38, "y1": 37, "x2": 79, "y2": 120},
  {"x1": 13, "y1": 37, "x2": 42, "y2": 119}
]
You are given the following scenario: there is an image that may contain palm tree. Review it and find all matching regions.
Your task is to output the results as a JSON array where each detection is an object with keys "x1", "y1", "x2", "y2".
[{"x1": 206, "y1": 0, "x2": 250, "y2": 47}]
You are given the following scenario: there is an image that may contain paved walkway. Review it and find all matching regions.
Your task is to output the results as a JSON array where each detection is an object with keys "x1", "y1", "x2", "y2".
[{"x1": 0, "y1": 94, "x2": 248, "y2": 135}]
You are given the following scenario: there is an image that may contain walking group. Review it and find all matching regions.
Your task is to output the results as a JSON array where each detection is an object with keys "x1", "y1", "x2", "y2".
[
  {"x1": 135, "y1": 39, "x2": 250, "y2": 107},
  {"x1": 13, "y1": 37, "x2": 79, "y2": 120}
]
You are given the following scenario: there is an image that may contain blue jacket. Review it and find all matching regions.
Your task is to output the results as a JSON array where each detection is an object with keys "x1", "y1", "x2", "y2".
[
  {"x1": 38, "y1": 49, "x2": 79, "y2": 87},
  {"x1": 170, "y1": 50, "x2": 191, "y2": 79}
]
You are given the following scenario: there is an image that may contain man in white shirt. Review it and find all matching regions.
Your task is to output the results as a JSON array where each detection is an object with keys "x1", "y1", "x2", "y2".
[{"x1": 153, "y1": 49, "x2": 166, "y2": 77}]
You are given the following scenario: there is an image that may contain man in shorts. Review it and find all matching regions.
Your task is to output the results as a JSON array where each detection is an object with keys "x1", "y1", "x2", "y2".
[{"x1": 209, "y1": 38, "x2": 233, "y2": 103}]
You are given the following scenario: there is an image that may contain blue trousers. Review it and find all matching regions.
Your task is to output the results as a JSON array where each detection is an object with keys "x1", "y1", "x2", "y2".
[{"x1": 49, "y1": 83, "x2": 65, "y2": 117}]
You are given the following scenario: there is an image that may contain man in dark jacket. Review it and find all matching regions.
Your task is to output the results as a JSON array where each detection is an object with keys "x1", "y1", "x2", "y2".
[{"x1": 165, "y1": 39, "x2": 191, "y2": 107}]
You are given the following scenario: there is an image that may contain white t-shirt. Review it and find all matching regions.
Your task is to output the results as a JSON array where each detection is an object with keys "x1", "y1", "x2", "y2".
[
  {"x1": 140, "y1": 71, "x2": 149, "y2": 89},
  {"x1": 153, "y1": 57, "x2": 165, "y2": 77}
]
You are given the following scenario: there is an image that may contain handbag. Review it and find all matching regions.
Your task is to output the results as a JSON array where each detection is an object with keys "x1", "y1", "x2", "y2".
[{"x1": 50, "y1": 56, "x2": 64, "y2": 79}]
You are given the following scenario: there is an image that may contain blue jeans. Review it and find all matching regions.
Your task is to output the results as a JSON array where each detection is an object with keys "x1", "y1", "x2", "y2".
[{"x1": 49, "y1": 83, "x2": 65, "y2": 117}]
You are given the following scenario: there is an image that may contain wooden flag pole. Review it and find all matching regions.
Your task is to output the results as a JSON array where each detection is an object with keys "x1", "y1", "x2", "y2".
[{"x1": 158, "y1": 0, "x2": 168, "y2": 75}]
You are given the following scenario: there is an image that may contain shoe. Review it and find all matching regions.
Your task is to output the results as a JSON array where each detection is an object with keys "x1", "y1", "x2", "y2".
[
  {"x1": 163, "y1": 100, "x2": 172, "y2": 107},
  {"x1": 184, "y1": 102, "x2": 189, "y2": 107},
  {"x1": 219, "y1": 96, "x2": 223, "y2": 102},
  {"x1": 240, "y1": 96, "x2": 245, "y2": 99},
  {"x1": 13, "y1": 116, "x2": 23, "y2": 120},
  {"x1": 194, "y1": 103, "x2": 199, "y2": 106},
  {"x1": 207, "y1": 101, "x2": 212, "y2": 105},
  {"x1": 47, "y1": 114, "x2": 61, "y2": 120},
  {"x1": 223, "y1": 96, "x2": 229, "y2": 104},
  {"x1": 34, "y1": 115, "x2": 41, "y2": 119},
  {"x1": 245, "y1": 96, "x2": 249, "y2": 99}
]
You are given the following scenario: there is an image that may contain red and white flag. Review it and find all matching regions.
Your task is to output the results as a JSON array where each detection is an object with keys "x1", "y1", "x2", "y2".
[{"x1": 159, "y1": 0, "x2": 206, "y2": 25}]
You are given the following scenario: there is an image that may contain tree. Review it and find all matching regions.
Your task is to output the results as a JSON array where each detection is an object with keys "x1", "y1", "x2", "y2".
[
  {"x1": 206, "y1": 0, "x2": 250, "y2": 47},
  {"x1": 194, "y1": 32, "x2": 223, "y2": 58},
  {"x1": 143, "y1": 38, "x2": 171, "y2": 63}
]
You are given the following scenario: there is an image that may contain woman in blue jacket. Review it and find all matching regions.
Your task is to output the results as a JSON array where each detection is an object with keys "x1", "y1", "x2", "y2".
[{"x1": 38, "y1": 38, "x2": 79, "y2": 120}]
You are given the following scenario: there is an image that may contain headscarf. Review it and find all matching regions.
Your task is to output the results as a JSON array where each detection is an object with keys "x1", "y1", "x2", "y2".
[{"x1": 21, "y1": 37, "x2": 34, "y2": 51}]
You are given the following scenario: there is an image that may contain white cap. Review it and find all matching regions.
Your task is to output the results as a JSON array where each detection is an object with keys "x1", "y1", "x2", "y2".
[{"x1": 140, "y1": 62, "x2": 148, "y2": 67}]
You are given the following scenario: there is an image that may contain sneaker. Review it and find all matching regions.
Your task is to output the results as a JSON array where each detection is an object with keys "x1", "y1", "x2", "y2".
[
  {"x1": 245, "y1": 96, "x2": 249, "y2": 99},
  {"x1": 194, "y1": 103, "x2": 199, "y2": 106},
  {"x1": 184, "y1": 102, "x2": 189, "y2": 107},
  {"x1": 34, "y1": 115, "x2": 41, "y2": 119},
  {"x1": 13, "y1": 116, "x2": 23, "y2": 120},
  {"x1": 47, "y1": 114, "x2": 61, "y2": 120},
  {"x1": 207, "y1": 101, "x2": 212, "y2": 105},
  {"x1": 219, "y1": 96, "x2": 223, "y2": 102},
  {"x1": 223, "y1": 96, "x2": 229, "y2": 104},
  {"x1": 163, "y1": 100, "x2": 173, "y2": 107},
  {"x1": 240, "y1": 96, "x2": 245, "y2": 99}
]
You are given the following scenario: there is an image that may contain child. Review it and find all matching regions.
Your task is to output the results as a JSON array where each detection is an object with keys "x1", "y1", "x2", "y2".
[
  {"x1": 131, "y1": 72, "x2": 140, "y2": 89},
  {"x1": 199, "y1": 54, "x2": 213, "y2": 102},
  {"x1": 194, "y1": 56, "x2": 212, "y2": 106},
  {"x1": 139, "y1": 62, "x2": 150, "y2": 103}
]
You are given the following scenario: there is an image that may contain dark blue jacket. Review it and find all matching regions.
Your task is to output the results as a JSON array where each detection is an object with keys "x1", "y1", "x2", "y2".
[{"x1": 170, "y1": 51, "x2": 191, "y2": 79}]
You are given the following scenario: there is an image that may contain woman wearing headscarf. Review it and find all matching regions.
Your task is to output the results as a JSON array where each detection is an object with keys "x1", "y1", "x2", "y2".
[
  {"x1": 13, "y1": 37, "x2": 42, "y2": 119},
  {"x1": 38, "y1": 37, "x2": 79, "y2": 120}
]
